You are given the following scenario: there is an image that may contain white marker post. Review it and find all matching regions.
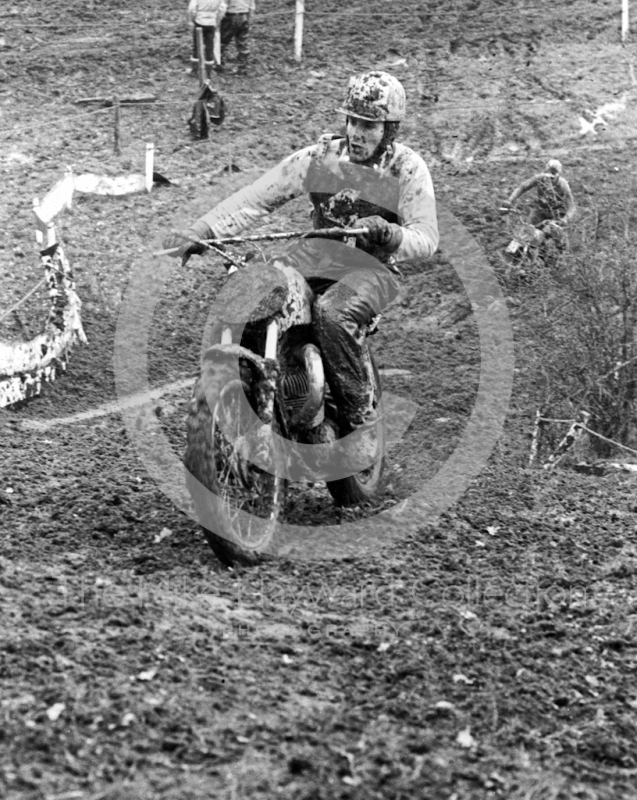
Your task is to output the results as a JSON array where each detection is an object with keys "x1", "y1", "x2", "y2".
[
  {"x1": 46, "y1": 222, "x2": 57, "y2": 248},
  {"x1": 38, "y1": 172, "x2": 74, "y2": 223},
  {"x1": 196, "y1": 26, "x2": 206, "y2": 86},
  {"x1": 32, "y1": 198, "x2": 57, "y2": 248},
  {"x1": 33, "y1": 197, "x2": 43, "y2": 246},
  {"x1": 65, "y1": 166, "x2": 74, "y2": 211},
  {"x1": 622, "y1": 0, "x2": 630, "y2": 41},
  {"x1": 294, "y1": 0, "x2": 305, "y2": 62},
  {"x1": 214, "y1": 27, "x2": 221, "y2": 68},
  {"x1": 145, "y1": 143, "x2": 154, "y2": 193}
]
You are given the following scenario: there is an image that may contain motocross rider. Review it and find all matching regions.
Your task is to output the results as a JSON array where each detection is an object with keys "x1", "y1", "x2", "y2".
[
  {"x1": 163, "y1": 70, "x2": 439, "y2": 454},
  {"x1": 504, "y1": 159, "x2": 576, "y2": 244}
]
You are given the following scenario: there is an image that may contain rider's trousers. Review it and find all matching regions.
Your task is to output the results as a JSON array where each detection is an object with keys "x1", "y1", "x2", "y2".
[
  {"x1": 281, "y1": 238, "x2": 402, "y2": 429},
  {"x1": 309, "y1": 268, "x2": 401, "y2": 428}
]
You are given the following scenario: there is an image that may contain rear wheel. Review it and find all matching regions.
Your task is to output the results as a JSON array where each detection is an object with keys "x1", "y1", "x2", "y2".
[
  {"x1": 184, "y1": 360, "x2": 286, "y2": 566},
  {"x1": 325, "y1": 423, "x2": 386, "y2": 507}
]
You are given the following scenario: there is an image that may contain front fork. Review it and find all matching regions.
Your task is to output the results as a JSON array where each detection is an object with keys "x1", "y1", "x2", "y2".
[
  {"x1": 221, "y1": 321, "x2": 279, "y2": 427},
  {"x1": 355, "y1": 322, "x2": 380, "y2": 421}
]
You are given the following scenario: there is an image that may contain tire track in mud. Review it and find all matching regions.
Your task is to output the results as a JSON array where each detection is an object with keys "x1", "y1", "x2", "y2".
[
  {"x1": 15, "y1": 367, "x2": 424, "y2": 433},
  {"x1": 18, "y1": 377, "x2": 196, "y2": 431}
]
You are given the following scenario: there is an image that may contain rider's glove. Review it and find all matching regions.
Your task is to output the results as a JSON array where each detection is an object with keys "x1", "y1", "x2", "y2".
[
  {"x1": 162, "y1": 220, "x2": 214, "y2": 258},
  {"x1": 356, "y1": 216, "x2": 403, "y2": 254}
]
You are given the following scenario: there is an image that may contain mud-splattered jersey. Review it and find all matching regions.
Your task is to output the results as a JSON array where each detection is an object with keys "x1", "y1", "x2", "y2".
[
  {"x1": 197, "y1": 136, "x2": 438, "y2": 267},
  {"x1": 510, "y1": 174, "x2": 576, "y2": 220}
]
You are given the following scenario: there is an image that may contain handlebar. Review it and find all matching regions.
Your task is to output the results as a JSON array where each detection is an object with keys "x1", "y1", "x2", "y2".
[
  {"x1": 181, "y1": 239, "x2": 243, "y2": 269},
  {"x1": 200, "y1": 226, "x2": 370, "y2": 247},
  {"x1": 500, "y1": 206, "x2": 562, "y2": 229},
  {"x1": 158, "y1": 226, "x2": 371, "y2": 260}
]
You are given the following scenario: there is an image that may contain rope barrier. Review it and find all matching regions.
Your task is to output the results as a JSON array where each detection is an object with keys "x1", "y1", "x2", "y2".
[
  {"x1": 0, "y1": 258, "x2": 65, "y2": 323},
  {"x1": 579, "y1": 425, "x2": 637, "y2": 457},
  {"x1": 0, "y1": 4, "x2": 619, "y2": 24},
  {"x1": 534, "y1": 409, "x2": 637, "y2": 469},
  {"x1": 157, "y1": 95, "x2": 577, "y2": 108},
  {"x1": 0, "y1": 278, "x2": 47, "y2": 323},
  {"x1": 0, "y1": 105, "x2": 112, "y2": 137},
  {"x1": 0, "y1": 94, "x2": 614, "y2": 139},
  {"x1": 0, "y1": 87, "x2": 616, "y2": 139},
  {"x1": 0, "y1": 243, "x2": 87, "y2": 408}
]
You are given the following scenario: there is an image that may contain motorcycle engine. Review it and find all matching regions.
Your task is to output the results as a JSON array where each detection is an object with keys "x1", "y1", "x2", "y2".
[
  {"x1": 281, "y1": 371, "x2": 310, "y2": 411},
  {"x1": 280, "y1": 344, "x2": 325, "y2": 429}
]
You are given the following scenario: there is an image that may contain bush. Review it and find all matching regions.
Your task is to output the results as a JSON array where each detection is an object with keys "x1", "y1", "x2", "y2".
[{"x1": 521, "y1": 204, "x2": 637, "y2": 455}]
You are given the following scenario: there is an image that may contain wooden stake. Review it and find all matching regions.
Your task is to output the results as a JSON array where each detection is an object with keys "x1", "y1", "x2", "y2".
[
  {"x1": 113, "y1": 96, "x2": 121, "y2": 155},
  {"x1": 294, "y1": 0, "x2": 305, "y2": 62},
  {"x1": 197, "y1": 27, "x2": 206, "y2": 86},
  {"x1": 529, "y1": 409, "x2": 542, "y2": 466},
  {"x1": 145, "y1": 143, "x2": 154, "y2": 193},
  {"x1": 622, "y1": 0, "x2": 630, "y2": 41}
]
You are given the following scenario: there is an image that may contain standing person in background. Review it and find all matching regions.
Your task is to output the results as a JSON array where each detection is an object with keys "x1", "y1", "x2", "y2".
[
  {"x1": 188, "y1": 0, "x2": 227, "y2": 80},
  {"x1": 219, "y1": 0, "x2": 255, "y2": 75}
]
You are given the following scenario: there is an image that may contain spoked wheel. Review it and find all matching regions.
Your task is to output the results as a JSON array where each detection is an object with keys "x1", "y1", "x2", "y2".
[{"x1": 184, "y1": 360, "x2": 286, "y2": 566}]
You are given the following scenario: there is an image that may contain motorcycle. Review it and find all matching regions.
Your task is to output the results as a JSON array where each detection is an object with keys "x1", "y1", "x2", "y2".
[
  {"x1": 500, "y1": 206, "x2": 563, "y2": 276},
  {"x1": 181, "y1": 228, "x2": 386, "y2": 566}
]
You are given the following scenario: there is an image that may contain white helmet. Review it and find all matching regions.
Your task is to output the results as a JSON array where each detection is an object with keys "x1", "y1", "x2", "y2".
[
  {"x1": 546, "y1": 159, "x2": 563, "y2": 175},
  {"x1": 337, "y1": 71, "x2": 406, "y2": 122}
]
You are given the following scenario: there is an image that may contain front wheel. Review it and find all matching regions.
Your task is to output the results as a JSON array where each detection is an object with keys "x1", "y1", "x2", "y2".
[{"x1": 184, "y1": 359, "x2": 286, "y2": 566}]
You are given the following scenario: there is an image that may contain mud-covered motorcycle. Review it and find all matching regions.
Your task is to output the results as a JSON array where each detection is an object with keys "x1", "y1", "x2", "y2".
[
  {"x1": 501, "y1": 206, "x2": 564, "y2": 277},
  {"x1": 181, "y1": 228, "x2": 386, "y2": 566}
]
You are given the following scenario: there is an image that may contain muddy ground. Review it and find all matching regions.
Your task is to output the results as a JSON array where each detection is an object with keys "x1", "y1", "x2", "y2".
[{"x1": 2, "y1": 0, "x2": 637, "y2": 798}]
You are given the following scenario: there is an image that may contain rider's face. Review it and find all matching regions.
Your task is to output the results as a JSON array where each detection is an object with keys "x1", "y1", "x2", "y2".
[{"x1": 346, "y1": 116, "x2": 385, "y2": 162}]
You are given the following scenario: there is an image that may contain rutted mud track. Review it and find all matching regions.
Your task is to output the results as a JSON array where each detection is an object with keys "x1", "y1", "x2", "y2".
[{"x1": 2, "y1": 1, "x2": 637, "y2": 798}]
